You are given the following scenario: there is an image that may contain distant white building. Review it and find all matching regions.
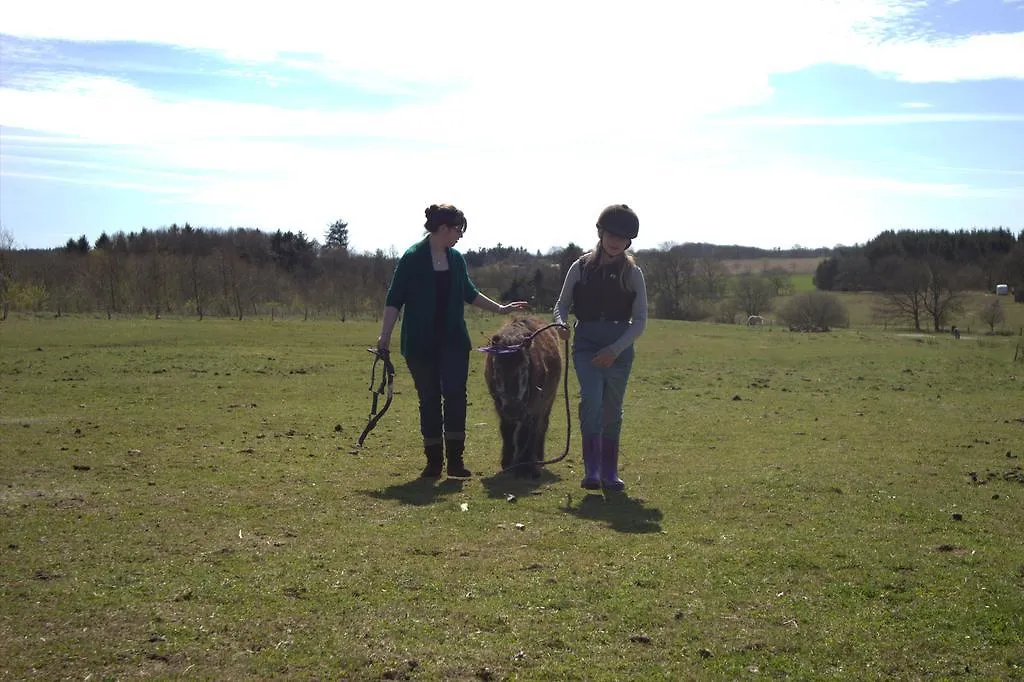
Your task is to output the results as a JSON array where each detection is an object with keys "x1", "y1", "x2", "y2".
[{"x1": 995, "y1": 284, "x2": 1009, "y2": 296}]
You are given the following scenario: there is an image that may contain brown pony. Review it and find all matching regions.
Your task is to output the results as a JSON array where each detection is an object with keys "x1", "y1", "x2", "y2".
[{"x1": 482, "y1": 316, "x2": 562, "y2": 478}]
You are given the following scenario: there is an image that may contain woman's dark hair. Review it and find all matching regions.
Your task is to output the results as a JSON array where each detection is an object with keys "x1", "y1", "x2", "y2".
[{"x1": 424, "y1": 204, "x2": 467, "y2": 233}]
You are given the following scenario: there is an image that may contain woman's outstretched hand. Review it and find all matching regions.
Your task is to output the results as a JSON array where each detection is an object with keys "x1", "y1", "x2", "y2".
[{"x1": 500, "y1": 301, "x2": 529, "y2": 313}]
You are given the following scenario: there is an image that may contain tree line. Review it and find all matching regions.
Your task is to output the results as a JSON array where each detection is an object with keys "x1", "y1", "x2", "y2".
[
  {"x1": 0, "y1": 221, "x2": 817, "y2": 322},
  {"x1": 1, "y1": 223, "x2": 1021, "y2": 331},
  {"x1": 1, "y1": 222, "x2": 390, "y2": 321},
  {"x1": 814, "y1": 228, "x2": 1024, "y2": 331}
]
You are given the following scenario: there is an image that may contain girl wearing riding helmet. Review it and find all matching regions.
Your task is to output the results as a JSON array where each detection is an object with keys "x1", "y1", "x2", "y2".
[{"x1": 553, "y1": 204, "x2": 648, "y2": 492}]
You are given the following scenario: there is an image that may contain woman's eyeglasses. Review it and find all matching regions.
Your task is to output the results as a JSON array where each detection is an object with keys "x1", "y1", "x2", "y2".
[{"x1": 448, "y1": 224, "x2": 467, "y2": 235}]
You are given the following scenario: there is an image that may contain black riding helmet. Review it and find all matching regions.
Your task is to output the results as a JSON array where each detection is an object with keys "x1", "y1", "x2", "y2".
[{"x1": 596, "y1": 204, "x2": 639, "y2": 239}]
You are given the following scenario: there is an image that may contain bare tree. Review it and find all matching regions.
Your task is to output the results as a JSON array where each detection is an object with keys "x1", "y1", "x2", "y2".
[
  {"x1": 91, "y1": 233, "x2": 130, "y2": 318},
  {"x1": 979, "y1": 298, "x2": 1005, "y2": 333},
  {"x1": 762, "y1": 266, "x2": 794, "y2": 296},
  {"x1": 921, "y1": 259, "x2": 965, "y2": 332},
  {"x1": 870, "y1": 295, "x2": 902, "y2": 329},
  {"x1": 133, "y1": 230, "x2": 170, "y2": 318},
  {"x1": 877, "y1": 256, "x2": 929, "y2": 331},
  {"x1": 319, "y1": 247, "x2": 351, "y2": 319},
  {"x1": 42, "y1": 249, "x2": 82, "y2": 317},
  {"x1": 732, "y1": 273, "x2": 774, "y2": 318},
  {"x1": 695, "y1": 256, "x2": 729, "y2": 301},
  {"x1": 214, "y1": 244, "x2": 245, "y2": 320},
  {"x1": 182, "y1": 226, "x2": 211, "y2": 319},
  {"x1": 0, "y1": 226, "x2": 13, "y2": 320},
  {"x1": 641, "y1": 248, "x2": 695, "y2": 319}
]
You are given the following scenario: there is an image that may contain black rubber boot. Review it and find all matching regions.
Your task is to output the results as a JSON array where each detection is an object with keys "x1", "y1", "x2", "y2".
[
  {"x1": 445, "y1": 439, "x2": 473, "y2": 478},
  {"x1": 420, "y1": 443, "x2": 444, "y2": 478}
]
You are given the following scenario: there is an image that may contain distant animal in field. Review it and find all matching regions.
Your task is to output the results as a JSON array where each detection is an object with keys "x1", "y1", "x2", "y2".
[
  {"x1": 952, "y1": 326, "x2": 961, "y2": 340},
  {"x1": 482, "y1": 317, "x2": 562, "y2": 478},
  {"x1": 747, "y1": 315, "x2": 765, "y2": 326}
]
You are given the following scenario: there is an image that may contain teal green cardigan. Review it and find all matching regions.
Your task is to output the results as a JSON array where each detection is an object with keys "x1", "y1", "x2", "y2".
[{"x1": 385, "y1": 238, "x2": 481, "y2": 359}]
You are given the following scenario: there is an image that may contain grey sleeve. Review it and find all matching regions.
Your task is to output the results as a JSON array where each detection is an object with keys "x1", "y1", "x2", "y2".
[
  {"x1": 606, "y1": 265, "x2": 648, "y2": 357},
  {"x1": 553, "y1": 259, "x2": 581, "y2": 327}
]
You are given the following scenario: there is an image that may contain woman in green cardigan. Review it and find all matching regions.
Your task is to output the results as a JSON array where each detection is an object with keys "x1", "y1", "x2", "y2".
[{"x1": 376, "y1": 204, "x2": 528, "y2": 478}]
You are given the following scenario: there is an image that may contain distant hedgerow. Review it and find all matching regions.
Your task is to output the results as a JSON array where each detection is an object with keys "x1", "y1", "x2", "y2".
[{"x1": 780, "y1": 291, "x2": 849, "y2": 332}]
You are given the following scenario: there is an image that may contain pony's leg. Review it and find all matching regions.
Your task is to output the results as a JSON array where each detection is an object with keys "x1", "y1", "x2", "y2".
[
  {"x1": 534, "y1": 409, "x2": 552, "y2": 463},
  {"x1": 499, "y1": 418, "x2": 516, "y2": 470},
  {"x1": 512, "y1": 417, "x2": 539, "y2": 478}
]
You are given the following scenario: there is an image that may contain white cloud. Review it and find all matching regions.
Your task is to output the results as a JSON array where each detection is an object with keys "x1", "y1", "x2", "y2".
[
  {"x1": 719, "y1": 113, "x2": 1024, "y2": 127},
  {"x1": 4, "y1": 1, "x2": 1020, "y2": 147},
  {"x1": 2, "y1": 1, "x2": 1022, "y2": 251},
  {"x1": 2, "y1": 170, "x2": 188, "y2": 194},
  {"x1": 850, "y1": 31, "x2": 1024, "y2": 82},
  {"x1": 7, "y1": 1, "x2": 1012, "y2": 96}
]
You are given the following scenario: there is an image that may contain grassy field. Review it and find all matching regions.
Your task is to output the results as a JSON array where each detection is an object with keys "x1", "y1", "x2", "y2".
[
  {"x1": 1, "y1": 315, "x2": 1023, "y2": 680},
  {"x1": 789, "y1": 273, "x2": 816, "y2": 293},
  {"x1": 722, "y1": 258, "x2": 824, "y2": 276}
]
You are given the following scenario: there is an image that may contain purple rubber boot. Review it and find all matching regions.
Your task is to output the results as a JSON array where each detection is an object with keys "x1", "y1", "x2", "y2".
[
  {"x1": 600, "y1": 438, "x2": 625, "y2": 492},
  {"x1": 581, "y1": 435, "x2": 602, "y2": 490}
]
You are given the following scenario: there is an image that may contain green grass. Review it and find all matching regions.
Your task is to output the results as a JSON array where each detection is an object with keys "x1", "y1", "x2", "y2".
[
  {"x1": 2, "y1": 316, "x2": 1023, "y2": 680},
  {"x1": 787, "y1": 273, "x2": 815, "y2": 293}
]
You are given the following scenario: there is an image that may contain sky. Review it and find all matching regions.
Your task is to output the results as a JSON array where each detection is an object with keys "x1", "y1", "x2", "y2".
[{"x1": 1, "y1": 0, "x2": 1023, "y2": 255}]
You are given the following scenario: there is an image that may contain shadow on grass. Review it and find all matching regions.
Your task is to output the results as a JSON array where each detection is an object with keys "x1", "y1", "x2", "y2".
[
  {"x1": 479, "y1": 467, "x2": 563, "y2": 499},
  {"x1": 362, "y1": 477, "x2": 468, "y2": 506},
  {"x1": 562, "y1": 491, "x2": 664, "y2": 534}
]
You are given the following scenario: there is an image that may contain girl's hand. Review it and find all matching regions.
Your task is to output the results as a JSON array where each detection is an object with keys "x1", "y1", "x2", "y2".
[
  {"x1": 557, "y1": 326, "x2": 570, "y2": 341},
  {"x1": 591, "y1": 349, "x2": 616, "y2": 368}
]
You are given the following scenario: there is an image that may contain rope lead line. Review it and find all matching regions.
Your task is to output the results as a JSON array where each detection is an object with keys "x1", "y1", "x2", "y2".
[{"x1": 356, "y1": 348, "x2": 395, "y2": 446}]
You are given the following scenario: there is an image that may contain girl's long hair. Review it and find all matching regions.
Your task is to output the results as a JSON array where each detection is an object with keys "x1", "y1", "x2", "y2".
[{"x1": 580, "y1": 236, "x2": 635, "y2": 291}]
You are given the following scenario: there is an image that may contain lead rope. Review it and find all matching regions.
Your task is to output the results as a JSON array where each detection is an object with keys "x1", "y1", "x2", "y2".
[{"x1": 356, "y1": 348, "x2": 396, "y2": 447}]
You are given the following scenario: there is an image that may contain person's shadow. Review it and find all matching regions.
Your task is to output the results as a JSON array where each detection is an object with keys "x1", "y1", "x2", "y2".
[
  {"x1": 563, "y1": 491, "x2": 664, "y2": 534},
  {"x1": 361, "y1": 477, "x2": 467, "y2": 506}
]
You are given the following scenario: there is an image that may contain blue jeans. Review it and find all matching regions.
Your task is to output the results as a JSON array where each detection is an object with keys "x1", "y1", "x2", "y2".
[
  {"x1": 573, "y1": 321, "x2": 635, "y2": 441},
  {"x1": 404, "y1": 343, "x2": 470, "y2": 445}
]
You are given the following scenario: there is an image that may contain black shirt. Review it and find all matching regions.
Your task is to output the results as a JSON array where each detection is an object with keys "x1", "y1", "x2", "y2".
[{"x1": 434, "y1": 270, "x2": 452, "y2": 338}]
